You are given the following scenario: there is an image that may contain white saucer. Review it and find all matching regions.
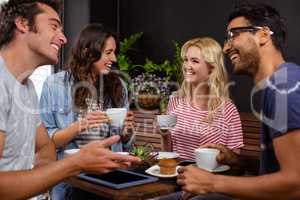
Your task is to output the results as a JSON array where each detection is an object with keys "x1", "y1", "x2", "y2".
[
  {"x1": 116, "y1": 152, "x2": 129, "y2": 156},
  {"x1": 192, "y1": 164, "x2": 230, "y2": 173},
  {"x1": 64, "y1": 149, "x2": 80, "y2": 156},
  {"x1": 209, "y1": 165, "x2": 230, "y2": 173},
  {"x1": 145, "y1": 165, "x2": 180, "y2": 178}
]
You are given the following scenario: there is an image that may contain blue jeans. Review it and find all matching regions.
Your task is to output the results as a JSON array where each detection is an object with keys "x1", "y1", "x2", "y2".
[
  {"x1": 156, "y1": 191, "x2": 233, "y2": 200},
  {"x1": 51, "y1": 182, "x2": 72, "y2": 200}
]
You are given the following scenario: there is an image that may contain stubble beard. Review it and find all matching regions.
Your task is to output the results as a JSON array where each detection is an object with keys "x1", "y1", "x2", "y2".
[{"x1": 233, "y1": 43, "x2": 260, "y2": 77}]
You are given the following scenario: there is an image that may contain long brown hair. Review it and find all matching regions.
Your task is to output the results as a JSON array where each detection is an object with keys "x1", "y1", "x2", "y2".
[{"x1": 65, "y1": 23, "x2": 124, "y2": 109}]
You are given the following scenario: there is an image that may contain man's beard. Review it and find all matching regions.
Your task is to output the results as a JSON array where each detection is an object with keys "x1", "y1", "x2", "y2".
[{"x1": 233, "y1": 45, "x2": 260, "y2": 76}]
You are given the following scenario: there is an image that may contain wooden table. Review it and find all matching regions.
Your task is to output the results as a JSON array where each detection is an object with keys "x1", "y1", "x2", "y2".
[
  {"x1": 66, "y1": 166, "x2": 243, "y2": 200},
  {"x1": 66, "y1": 174, "x2": 179, "y2": 200}
]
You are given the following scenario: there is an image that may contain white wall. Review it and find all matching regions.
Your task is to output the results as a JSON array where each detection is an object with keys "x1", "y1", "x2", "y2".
[
  {"x1": 29, "y1": 65, "x2": 53, "y2": 100},
  {"x1": 0, "y1": 0, "x2": 8, "y2": 5}
]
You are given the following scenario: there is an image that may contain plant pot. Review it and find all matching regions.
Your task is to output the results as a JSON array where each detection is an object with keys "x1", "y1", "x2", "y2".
[{"x1": 137, "y1": 93, "x2": 161, "y2": 109}]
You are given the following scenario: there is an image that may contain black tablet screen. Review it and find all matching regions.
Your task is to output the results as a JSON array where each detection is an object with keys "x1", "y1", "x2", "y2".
[{"x1": 84, "y1": 170, "x2": 147, "y2": 184}]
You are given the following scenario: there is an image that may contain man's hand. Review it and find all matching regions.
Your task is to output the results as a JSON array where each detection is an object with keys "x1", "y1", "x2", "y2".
[
  {"x1": 71, "y1": 135, "x2": 141, "y2": 174},
  {"x1": 177, "y1": 165, "x2": 216, "y2": 195},
  {"x1": 200, "y1": 143, "x2": 239, "y2": 166}
]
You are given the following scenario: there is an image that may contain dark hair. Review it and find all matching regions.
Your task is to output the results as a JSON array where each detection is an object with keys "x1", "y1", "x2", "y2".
[
  {"x1": 66, "y1": 23, "x2": 124, "y2": 109},
  {"x1": 228, "y1": 2, "x2": 286, "y2": 53},
  {"x1": 0, "y1": 0, "x2": 62, "y2": 48}
]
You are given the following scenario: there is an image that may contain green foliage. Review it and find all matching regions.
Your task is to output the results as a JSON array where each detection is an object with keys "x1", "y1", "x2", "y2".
[
  {"x1": 130, "y1": 144, "x2": 153, "y2": 160},
  {"x1": 118, "y1": 33, "x2": 182, "y2": 83},
  {"x1": 119, "y1": 32, "x2": 143, "y2": 55},
  {"x1": 143, "y1": 41, "x2": 182, "y2": 82},
  {"x1": 117, "y1": 32, "x2": 143, "y2": 73},
  {"x1": 172, "y1": 41, "x2": 183, "y2": 83},
  {"x1": 160, "y1": 97, "x2": 169, "y2": 114}
]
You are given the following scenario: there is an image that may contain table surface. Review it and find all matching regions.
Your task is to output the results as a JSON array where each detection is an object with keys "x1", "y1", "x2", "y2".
[
  {"x1": 67, "y1": 173, "x2": 179, "y2": 200},
  {"x1": 66, "y1": 165, "x2": 242, "y2": 200}
]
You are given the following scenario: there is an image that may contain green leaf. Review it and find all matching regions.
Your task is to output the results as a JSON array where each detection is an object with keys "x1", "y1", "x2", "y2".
[
  {"x1": 119, "y1": 32, "x2": 143, "y2": 54},
  {"x1": 118, "y1": 32, "x2": 143, "y2": 74}
]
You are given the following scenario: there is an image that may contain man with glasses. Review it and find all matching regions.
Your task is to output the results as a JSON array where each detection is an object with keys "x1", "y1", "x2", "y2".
[
  {"x1": 176, "y1": 2, "x2": 300, "y2": 200},
  {"x1": 225, "y1": 26, "x2": 274, "y2": 45}
]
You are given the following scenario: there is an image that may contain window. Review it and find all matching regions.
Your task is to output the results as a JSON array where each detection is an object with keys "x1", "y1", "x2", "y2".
[{"x1": 29, "y1": 65, "x2": 53, "y2": 100}]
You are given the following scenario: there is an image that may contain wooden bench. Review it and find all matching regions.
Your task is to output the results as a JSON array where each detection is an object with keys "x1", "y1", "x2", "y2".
[
  {"x1": 132, "y1": 109, "x2": 163, "y2": 151},
  {"x1": 239, "y1": 112, "x2": 261, "y2": 175},
  {"x1": 132, "y1": 110, "x2": 261, "y2": 174}
]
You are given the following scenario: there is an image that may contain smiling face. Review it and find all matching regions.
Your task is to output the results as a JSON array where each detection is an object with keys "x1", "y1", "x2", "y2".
[
  {"x1": 223, "y1": 16, "x2": 260, "y2": 76},
  {"x1": 183, "y1": 46, "x2": 211, "y2": 87},
  {"x1": 26, "y1": 3, "x2": 67, "y2": 65},
  {"x1": 92, "y1": 36, "x2": 117, "y2": 75}
]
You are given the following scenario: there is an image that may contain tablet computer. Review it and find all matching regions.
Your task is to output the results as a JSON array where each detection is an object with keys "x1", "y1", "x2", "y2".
[{"x1": 77, "y1": 169, "x2": 158, "y2": 189}]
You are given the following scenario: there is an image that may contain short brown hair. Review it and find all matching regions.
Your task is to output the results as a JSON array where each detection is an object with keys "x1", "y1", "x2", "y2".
[{"x1": 0, "y1": 0, "x2": 62, "y2": 48}]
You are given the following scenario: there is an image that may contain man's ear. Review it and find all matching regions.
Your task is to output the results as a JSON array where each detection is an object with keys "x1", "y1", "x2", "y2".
[
  {"x1": 14, "y1": 17, "x2": 29, "y2": 33},
  {"x1": 258, "y1": 27, "x2": 273, "y2": 46}
]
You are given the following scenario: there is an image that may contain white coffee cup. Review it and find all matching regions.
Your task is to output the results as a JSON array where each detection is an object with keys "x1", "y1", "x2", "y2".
[
  {"x1": 194, "y1": 148, "x2": 220, "y2": 171},
  {"x1": 157, "y1": 115, "x2": 177, "y2": 130},
  {"x1": 106, "y1": 108, "x2": 127, "y2": 127}
]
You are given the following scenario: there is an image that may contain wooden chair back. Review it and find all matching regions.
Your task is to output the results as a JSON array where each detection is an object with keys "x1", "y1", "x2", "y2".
[
  {"x1": 240, "y1": 112, "x2": 261, "y2": 175},
  {"x1": 132, "y1": 109, "x2": 163, "y2": 151}
]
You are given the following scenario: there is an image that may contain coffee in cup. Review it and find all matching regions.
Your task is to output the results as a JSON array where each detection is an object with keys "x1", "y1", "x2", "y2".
[
  {"x1": 158, "y1": 158, "x2": 177, "y2": 175},
  {"x1": 194, "y1": 148, "x2": 220, "y2": 171},
  {"x1": 157, "y1": 152, "x2": 179, "y2": 175}
]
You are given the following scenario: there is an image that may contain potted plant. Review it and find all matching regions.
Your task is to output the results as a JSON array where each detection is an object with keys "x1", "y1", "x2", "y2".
[
  {"x1": 117, "y1": 33, "x2": 182, "y2": 111},
  {"x1": 132, "y1": 73, "x2": 169, "y2": 110}
]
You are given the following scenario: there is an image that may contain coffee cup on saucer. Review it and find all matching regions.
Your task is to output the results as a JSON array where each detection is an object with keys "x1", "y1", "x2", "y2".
[{"x1": 194, "y1": 148, "x2": 220, "y2": 171}]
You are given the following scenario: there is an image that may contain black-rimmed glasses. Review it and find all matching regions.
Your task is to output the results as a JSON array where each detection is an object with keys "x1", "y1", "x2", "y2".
[{"x1": 224, "y1": 26, "x2": 274, "y2": 44}]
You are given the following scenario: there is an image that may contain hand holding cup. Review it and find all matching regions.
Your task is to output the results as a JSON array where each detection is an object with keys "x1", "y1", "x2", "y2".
[
  {"x1": 194, "y1": 148, "x2": 220, "y2": 171},
  {"x1": 156, "y1": 114, "x2": 177, "y2": 135},
  {"x1": 122, "y1": 111, "x2": 135, "y2": 142},
  {"x1": 77, "y1": 111, "x2": 110, "y2": 132}
]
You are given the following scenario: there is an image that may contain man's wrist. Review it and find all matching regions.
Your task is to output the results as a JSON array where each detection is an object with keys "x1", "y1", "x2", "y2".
[
  {"x1": 211, "y1": 174, "x2": 225, "y2": 194},
  {"x1": 62, "y1": 155, "x2": 82, "y2": 176}
]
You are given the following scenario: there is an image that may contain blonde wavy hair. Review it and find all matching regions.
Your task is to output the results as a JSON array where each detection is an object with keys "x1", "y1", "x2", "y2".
[{"x1": 178, "y1": 37, "x2": 231, "y2": 122}]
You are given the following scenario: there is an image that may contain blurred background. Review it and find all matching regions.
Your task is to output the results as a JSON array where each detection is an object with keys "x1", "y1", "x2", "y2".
[
  {"x1": 62, "y1": 0, "x2": 300, "y2": 112},
  {"x1": 1, "y1": 0, "x2": 299, "y2": 112}
]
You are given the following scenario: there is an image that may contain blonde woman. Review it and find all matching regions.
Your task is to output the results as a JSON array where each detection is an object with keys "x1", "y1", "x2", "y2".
[{"x1": 163, "y1": 37, "x2": 243, "y2": 160}]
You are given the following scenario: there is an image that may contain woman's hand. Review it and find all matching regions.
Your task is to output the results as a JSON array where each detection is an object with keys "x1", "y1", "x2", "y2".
[
  {"x1": 78, "y1": 111, "x2": 110, "y2": 132},
  {"x1": 122, "y1": 111, "x2": 135, "y2": 142}
]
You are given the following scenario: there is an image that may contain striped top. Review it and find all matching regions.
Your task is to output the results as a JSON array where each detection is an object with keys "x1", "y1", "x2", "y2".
[{"x1": 167, "y1": 95, "x2": 244, "y2": 160}]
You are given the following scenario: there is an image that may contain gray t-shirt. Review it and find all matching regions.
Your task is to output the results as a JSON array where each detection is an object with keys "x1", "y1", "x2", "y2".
[{"x1": 0, "y1": 57, "x2": 41, "y2": 171}]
